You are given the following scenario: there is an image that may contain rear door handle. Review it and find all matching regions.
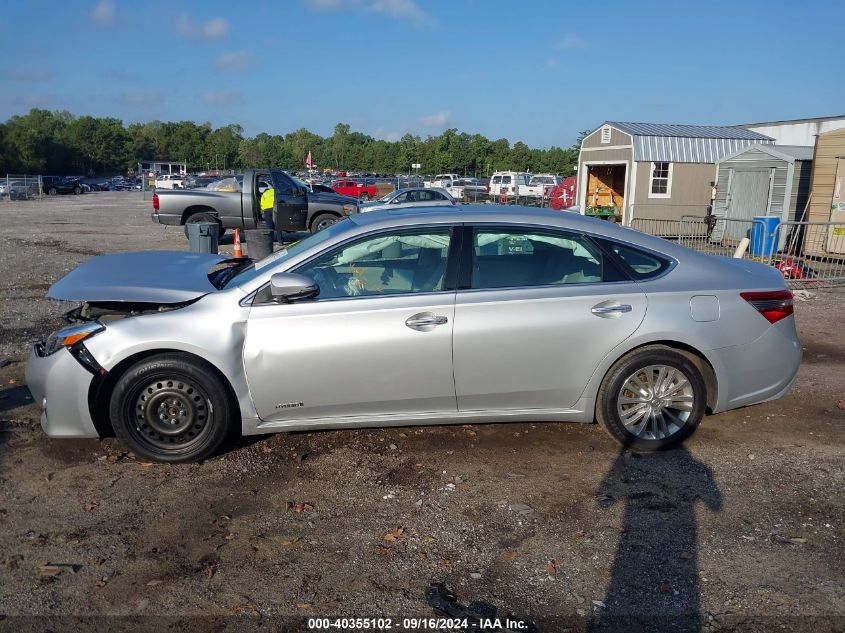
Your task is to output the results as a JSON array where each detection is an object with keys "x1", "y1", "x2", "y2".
[
  {"x1": 591, "y1": 303, "x2": 633, "y2": 317},
  {"x1": 405, "y1": 313, "x2": 448, "y2": 329}
]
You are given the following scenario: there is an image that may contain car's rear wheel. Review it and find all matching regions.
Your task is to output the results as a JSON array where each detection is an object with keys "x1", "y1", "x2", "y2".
[
  {"x1": 74, "y1": 186, "x2": 82, "y2": 195},
  {"x1": 109, "y1": 354, "x2": 236, "y2": 463},
  {"x1": 359, "y1": 192, "x2": 370, "y2": 202},
  {"x1": 48, "y1": 187, "x2": 57, "y2": 195},
  {"x1": 596, "y1": 347, "x2": 707, "y2": 451},
  {"x1": 310, "y1": 212, "x2": 339, "y2": 233}
]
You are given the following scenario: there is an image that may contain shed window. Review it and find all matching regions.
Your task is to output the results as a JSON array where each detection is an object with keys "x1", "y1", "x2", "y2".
[
  {"x1": 649, "y1": 162, "x2": 672, "y2": 198},
  {"x1": 600, "y1": 126, "x2": 611, "y2": 144}
]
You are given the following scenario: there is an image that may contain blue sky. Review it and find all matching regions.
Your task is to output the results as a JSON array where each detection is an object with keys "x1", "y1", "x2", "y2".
[{"x1": 1, "y1": 0, "x2": 843, "y2": 148}]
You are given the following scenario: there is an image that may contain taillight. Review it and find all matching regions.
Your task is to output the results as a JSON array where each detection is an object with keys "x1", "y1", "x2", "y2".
[
  {"x1": 486, "y1": 184, "x2": 490, "y2": 193},
  {"x1": 740, "y1": 290, "x2": 793, "y2": 324},
  {"x1": 152, "y1": 193, "x2": 159, "y2": 211}
]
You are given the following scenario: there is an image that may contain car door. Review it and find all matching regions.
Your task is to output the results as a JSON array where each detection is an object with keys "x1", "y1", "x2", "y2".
[
  {"x1": 243, "y1": 225, "x2": 459, "y2": 422},
  {"x1": 452, "y1": 225, "x2": 647, "y2": 412}
]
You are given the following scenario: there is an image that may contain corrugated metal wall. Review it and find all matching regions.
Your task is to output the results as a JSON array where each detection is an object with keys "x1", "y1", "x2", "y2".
[{"x1": 634, "y1": 137, "x2": 773, "y2": 163}]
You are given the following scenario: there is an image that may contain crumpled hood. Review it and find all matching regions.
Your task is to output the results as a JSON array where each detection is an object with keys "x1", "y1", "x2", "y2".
[{"x1": 48, "y1": 251, "x2": 228, "y2": 303}]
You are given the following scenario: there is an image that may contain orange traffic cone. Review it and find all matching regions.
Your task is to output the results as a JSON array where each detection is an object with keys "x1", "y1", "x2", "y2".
[{"x1": 233, "y1": 228, "x2": 244, "y2": 258}]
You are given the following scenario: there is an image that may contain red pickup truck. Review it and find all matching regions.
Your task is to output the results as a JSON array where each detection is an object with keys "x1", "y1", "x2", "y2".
[{"x1": 331, "y1": 179, "x2": 378, "y2": 201}]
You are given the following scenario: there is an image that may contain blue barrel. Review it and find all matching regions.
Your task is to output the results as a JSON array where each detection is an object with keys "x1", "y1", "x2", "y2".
[{"x1": 749, "y1": 216, "x2": 781, "y2": 257}]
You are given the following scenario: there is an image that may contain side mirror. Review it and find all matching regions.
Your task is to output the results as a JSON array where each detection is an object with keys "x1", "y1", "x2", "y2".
[{"x1": 269, "y1": 272, "x2": 319, "y2": 302}]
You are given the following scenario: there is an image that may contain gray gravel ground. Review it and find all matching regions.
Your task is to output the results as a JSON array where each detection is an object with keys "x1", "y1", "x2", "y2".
[{"x1": 0, "y1": 193, "x2": 843, "y2": 632}]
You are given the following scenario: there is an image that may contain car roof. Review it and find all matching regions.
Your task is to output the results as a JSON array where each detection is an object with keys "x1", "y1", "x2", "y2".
[{"x1": 347, "y1": 204, "x2": 694, "y2": 257}]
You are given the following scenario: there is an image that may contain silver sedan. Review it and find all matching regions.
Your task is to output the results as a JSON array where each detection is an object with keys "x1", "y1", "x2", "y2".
[
  {"x1": 360, "y1": 187, "x2": 456, "y2": 212},
  {"x1": 26, "y1": 206, "x2": 801, "y2": 462}
]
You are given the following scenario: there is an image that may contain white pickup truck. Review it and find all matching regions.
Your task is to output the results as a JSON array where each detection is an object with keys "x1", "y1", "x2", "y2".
[
  {"x1": 518, "y1": 174, "x2": 561, "y2": 199},
  {"x1": 427, "y1": 173, "x2": 460, "y2": 188},
  {"x1": 155, "y1": 174, "x2": 186, "y2": 189}
]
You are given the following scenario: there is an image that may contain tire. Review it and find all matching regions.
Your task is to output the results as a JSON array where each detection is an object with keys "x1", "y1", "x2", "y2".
[
  {"x1": 48, "y1": 187, "x2": 57, "y2": 196},
  {"x1": 310, "y1": 212, "x2": 339, "y2": 233},
  {"x1": 74, "y1": 186, "x2": 82, "y2": 195},
  {"x1": 359, "y1": 192, "x2": 370, "y2": 202},
  {"x1": 183, "y1": 212, "x2": 218, "y2": 238},
  {"x1": 109, "y1": 353, "x2": 237, "y2": 463},
  {"x1": 596, "y1": 346, "x2": 707, "y2": 451}
]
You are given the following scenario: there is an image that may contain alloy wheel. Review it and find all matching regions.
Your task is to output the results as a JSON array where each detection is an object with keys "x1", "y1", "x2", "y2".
[{"x1": 616, "y1": 364, "x2": 694, "y2": 440}]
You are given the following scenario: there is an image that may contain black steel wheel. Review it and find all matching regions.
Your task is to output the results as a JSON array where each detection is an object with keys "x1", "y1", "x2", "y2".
[
  {"x1": 109, "y1": 353, "x2": 236, "y2": 462},
  {"x1": 596, "y1": 346, "x2": 707, "y2": 451}
]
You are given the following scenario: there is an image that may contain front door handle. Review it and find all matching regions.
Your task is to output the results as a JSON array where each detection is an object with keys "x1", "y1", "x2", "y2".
[
  {"x1": 405, "y1": 313, "x2": 448, "y2": 330},
  {"x1": 591, "y1": 303, "x2": 633, "y2": 318}
]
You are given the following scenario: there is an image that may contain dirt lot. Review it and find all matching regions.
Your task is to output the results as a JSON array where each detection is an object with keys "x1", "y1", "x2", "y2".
[{"x1": 0, "y1": 193, "x2": 843, "y2": 632}]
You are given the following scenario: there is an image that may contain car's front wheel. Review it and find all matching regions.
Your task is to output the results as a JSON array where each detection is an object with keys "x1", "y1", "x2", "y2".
[
  {"x1": 48, "y1": 187, "x2": 57, "y2": 195},
  {"x1": 74, "y1": 186, "x2": 82, "y2": 195},
  {"x1": 596, "y1": 347, "x2": 707, "y2": 451},
  {"x1": 310, "y1": 212, "x2": 339, "y2": 233},
  {"x1": 109, "y1": 353, "x2": 236, "y2": 463}
]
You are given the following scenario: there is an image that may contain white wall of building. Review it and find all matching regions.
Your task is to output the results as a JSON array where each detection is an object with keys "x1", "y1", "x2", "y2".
[{"x1": 745, "y1": 117, "x2": 845, "y2": 146}]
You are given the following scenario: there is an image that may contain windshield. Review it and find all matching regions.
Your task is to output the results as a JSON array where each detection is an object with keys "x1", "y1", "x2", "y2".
[{"x1": 222, "y1": 219, "x2": 354, "y2": 288}]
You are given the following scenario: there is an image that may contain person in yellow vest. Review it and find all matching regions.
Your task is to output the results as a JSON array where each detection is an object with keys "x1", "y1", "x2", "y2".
[{"x1": 259, "y1": 182, "x2": 277, "y2": 241}]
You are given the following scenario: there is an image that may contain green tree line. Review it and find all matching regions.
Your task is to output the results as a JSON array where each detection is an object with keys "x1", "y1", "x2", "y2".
[{"x1": 0, "y1": 109, "x2": 583, "y2": 177}]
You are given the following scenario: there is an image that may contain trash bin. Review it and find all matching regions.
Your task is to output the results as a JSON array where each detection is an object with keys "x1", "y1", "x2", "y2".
[
  {"x1": 245, "y1": 228, "x2": 274, "y2": 260},
  {"x1": 187, "y1": 222, "x2": 219, "y2": 254},
  {"x1": 749, "y1": 216, "x2": 780, "y2": 258}
]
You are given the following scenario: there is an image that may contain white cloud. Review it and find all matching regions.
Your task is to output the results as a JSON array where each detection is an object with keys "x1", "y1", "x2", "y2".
[
  {"x1": 203, "y1": 90, "x2": 242, "y2": 106},
  {"x1": 369, "y1": 0, "x2": 428, "y2": 22},
  {"x1": 176, "y1": 15, "x2": 229, "y2": 40},
  {"x1": 555, "y1": 34, "x2": 586, "y2": 51},
  {"x1": 419, "y1": 111, "x2": 451, "y2": 127},
  {"x1": 374, "y1": 129, "x2": 404, "y2": 142},
  {"x1": 304, "y1": 0, "x2": 430, "y2": 24},
  {"x1": 120, "y1": 91, "x2": 162, "y2": 107},
  {"x1": 90, "y1": 0, "x2": 115, "y2": 25},
  {"x1": 216, "y1": 50, "x2": 251, "y2": 71}
]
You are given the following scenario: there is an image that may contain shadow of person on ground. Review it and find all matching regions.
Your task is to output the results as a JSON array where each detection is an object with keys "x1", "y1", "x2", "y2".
[{"x1": 589, "y1": 446, "x2": 722, "y2": 633}]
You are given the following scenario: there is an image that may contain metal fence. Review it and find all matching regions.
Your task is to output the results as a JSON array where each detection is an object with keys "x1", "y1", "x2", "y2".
[
  {"x1": 629, "y1": 215, "x2": 845, "y2": 289},
  {"x1": 1, "y1": 175, "x2": 42, "y2": 201}
]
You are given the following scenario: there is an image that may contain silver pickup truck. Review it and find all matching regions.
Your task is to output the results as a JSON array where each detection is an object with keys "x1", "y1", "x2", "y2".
[{"x1": 152, "y1": 168, "x2": 359, "y2": 235}]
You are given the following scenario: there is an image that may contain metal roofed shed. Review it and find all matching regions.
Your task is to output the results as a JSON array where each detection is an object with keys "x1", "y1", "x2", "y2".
[
  {"x1": 712, "y1": 144, "x2": 813, "y2": 244},
  {"x1": 578, "y1": 122, "x2": 774, "y2": 224}
]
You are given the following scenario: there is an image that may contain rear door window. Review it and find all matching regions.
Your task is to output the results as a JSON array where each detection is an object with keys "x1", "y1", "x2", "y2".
[{"x1": 470, "y1": 227, "x2": 624, "y2": 289}]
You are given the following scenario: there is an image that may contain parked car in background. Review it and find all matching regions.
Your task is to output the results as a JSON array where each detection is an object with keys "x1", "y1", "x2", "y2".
[
  {"x1": 153, "y1": 168, "x2": 358, "y2": 236},
  {"x1": 27, "y1": 205, "x2": 801, "y2": 462},
  {"x1": 445, "y1": 177, "x2": 487, "y2": 201},
  {"x1": 489, "y1": 171, "x2": 531, "y2": 200},
  {"x1": 429, "y1": 173, "x2": 460, "y2": 188},
  {"x1": 155, "y1": 174, "x2": 185, "y2": 190},
  {"x1": 2, "y1": 180, "x2": 41, "y2": 199},
  {"x1": 361, "y1": 187, "x2": 456, "y2": 212},
  {"x1": 44, "y1": 177, "x2": 84, "y2": 195},
  {"x1": 331, "y1": 179, "x2": 378, "y2": 201},
  {"x1": 519, "y1": 174, "x2": 561, "y2": 200}
]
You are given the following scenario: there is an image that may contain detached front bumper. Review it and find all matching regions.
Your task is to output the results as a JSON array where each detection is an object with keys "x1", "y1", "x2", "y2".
[{"x1": 25, "y1": 344, "x2": 100, "y2": 438}]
